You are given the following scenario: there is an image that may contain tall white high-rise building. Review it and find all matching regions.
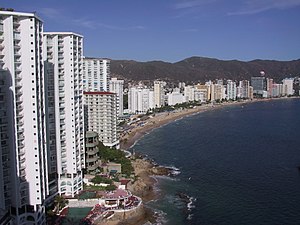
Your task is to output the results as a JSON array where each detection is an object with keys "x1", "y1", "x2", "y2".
[
  {"x1": 109, "y1": 78, "x2": 124, "y2": 117},
  {"x1": 83, "y1": 57, "x2": 110, "y2": 92},
  {"x1": 238, "y1": 80, "x2": 251, "y2": 99},
  {"x1": 226, "y1": 80, "x2": 237, "y2": 100},
  {"x1": 282, "y1": 78, "x2": 294, "y2": 96},
  {"x1": 154, "y1": 81, "x2": 164, "y2": 108},
  {"x1": 0, "y1": 11, "x2": 53, "y2": 224},
  {"x1": 43, "y1": 32, "x2": 85, "y2": 197},
  {"x1": 184, "y1": 85, "x2": 195, "y2": 102},
  {"x1": 84, "y1": 92, "x2": 119, "y2": 148}
]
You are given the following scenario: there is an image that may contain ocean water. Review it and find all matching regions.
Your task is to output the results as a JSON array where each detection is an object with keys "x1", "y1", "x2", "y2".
[{"x1": 131, "y1": 98, "x2": 300, "y2": 225}]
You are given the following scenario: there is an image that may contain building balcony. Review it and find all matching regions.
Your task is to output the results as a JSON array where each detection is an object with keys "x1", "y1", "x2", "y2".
[
  {"x1": 16, "y1": 89, "x2": 23, "y2": 96},
  {"x1": 19, "y1": 156, "x2": 26, "y2": 164},
  {"x1": 18, "y1": 141, "x2": 25, "y2": 149},
  {"x1": 15, "y1": 98, "x2": 23, "y2": 106},
  {"x1": 16, "y1": 104, "x2": 23, "y2": 112},
  {"x1": 15, "y1": 66, "x2": 22, "y2": 73},
  {"x1": 18, "y1": 133, "x2": 25, "y2": 140},
  {"x1": 86, "y1": 148, "x2": 98, "y2": 155},
  {"x1": 85, "y1": 142, "x2": 98, "y2": 148},
  {"x1": 14, "y1": 60, "x2": 21, "y2": 66},
  {"x1": 13, "y1": 33, "x2": 21, "y2": 40},
  {"x1": 16, "y1": 112, "x2": 24, "y2": 119},
  {"x1": 13, "y1": 20, "x2": 20, "y2": 27},
  {"x1": 18, "y1": 143, "x2": 25, "y2": 153}
]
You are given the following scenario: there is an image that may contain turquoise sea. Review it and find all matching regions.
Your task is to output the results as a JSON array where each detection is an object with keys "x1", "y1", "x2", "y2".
[{"x1": 131, "y1": 98, "x2": 300, "y2": 225}]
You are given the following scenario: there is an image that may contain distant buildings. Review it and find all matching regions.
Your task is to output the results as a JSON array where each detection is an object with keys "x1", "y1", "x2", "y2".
[
  {"x1": 251, "y1": 76, "x2": 266, "y2": 96},
  {"x1": 226, "y1": 80, "x2": 237, "y2": 100},
  {"x1": 167, "y1": 91, "x2": 185, "y2": 106},
  {"x1": 238, "y1": 80, "x2": 251, "y2": 99},
  {"x1": 128, "y1": 86, "x2": 154, "y2": 114},
  {"x1": 154, "y1": 81, "x2": 164, "y2": 107},
  {"x1": 282, "y1": 78, "x2": 294, "y2": 96}
]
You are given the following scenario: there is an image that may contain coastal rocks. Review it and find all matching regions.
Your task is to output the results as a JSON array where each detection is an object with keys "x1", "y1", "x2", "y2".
[{"x1": 175, "y1": 192, "x2": 196, "y2": 220}]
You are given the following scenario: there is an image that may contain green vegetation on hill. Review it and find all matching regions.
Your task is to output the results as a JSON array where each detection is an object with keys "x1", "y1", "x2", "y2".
[
  {"x1": 98, "y1": 142, "x2": 133, "y2": 176},
  {"x1": 91, "y1": 176, "x2": 113, "y2": 184}
]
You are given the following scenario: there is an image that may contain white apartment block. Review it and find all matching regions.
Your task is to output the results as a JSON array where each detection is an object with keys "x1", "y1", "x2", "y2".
[
  {"x1": 195, "y1": 84, "x2": 210, "y2": 102},
  {"x1": 109, "y1": 78, "x2": 124, "y2": 117},
  {"x1": 226, "y1": 80, "x2": 237, "y2": 100},
  {"x1": 84, "y1": 92, "x2": 119, "y2": 148},
  {"x1": 128, "y1": 86, "x2": 154, "y2": 114},
  {"x1": 83, "y1": 57, "x2": 110, "y2": 92},
  {"x1": 282, "y1": 78, "x2": 294, "y2": 96},
  {"x1": 154, "y1": 81, "x2": 164, "y2": 108},
  {"x1": 184, "y1": 85, "x2": 195, "y2": 102},
  {"x1": 238, "y1": 80, "x2": 251, "y2": 99},
  {"x1": 167, "y1": 91, "x2": 185, "y2": 106},
  {"x1": 43, "y1": 32, "x2": 85, "y2": 197},
  {"x1": 0, "y1": 11, "x2": 52, "y2": 224}
]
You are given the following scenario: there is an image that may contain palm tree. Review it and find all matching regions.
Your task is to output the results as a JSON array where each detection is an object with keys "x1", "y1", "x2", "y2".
[{"x1": 54, "y1": 195, "x2": 68, "y2": 213}]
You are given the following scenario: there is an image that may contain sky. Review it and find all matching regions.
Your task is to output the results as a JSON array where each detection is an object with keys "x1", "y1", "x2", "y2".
[{"x1": 1, "y1": 0, "x2": 300, "y2": 62}]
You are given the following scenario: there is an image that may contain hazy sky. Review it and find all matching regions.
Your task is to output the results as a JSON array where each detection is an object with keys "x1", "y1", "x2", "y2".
[{"x1": 2, "y1": 0, "x2": 300, "y2": 62}]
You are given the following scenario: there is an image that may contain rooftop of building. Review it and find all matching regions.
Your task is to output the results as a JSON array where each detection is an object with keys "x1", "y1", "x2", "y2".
[
  {"x1": 0, "y1": 9, "x2": 43, "y2": 22},
  {"x1": 84, "y1": 91, "x2": 115, "y2": 95},
  {"x1": 83, "y1": 56, "x2": 111, "y2": 61},
  {"x1": 43, "y1": 32, "x2": 83, "y2": 38}
]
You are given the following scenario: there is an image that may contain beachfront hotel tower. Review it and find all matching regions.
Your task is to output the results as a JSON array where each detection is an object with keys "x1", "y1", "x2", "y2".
[
  {"x1": 0, "y1": 11, "x2": 55, "y2": 224},
  {"x1": 84, "y1": 91, "x2": 119, "y2": 149},
  {"x1": 226, "y1": 80, "x2": 237, "y2": 100},
  {"x1": 43, "y1": 32, "x2": 85, "y2": 197},
  {"x1": 109, "y1": 77, "x2": 124, "y2": 117},
  {"x1": 83, "y1": 57, "x2": 110, "y2": 92},
  {"x1": 154, "y1": 80, "x2": 164, "y2": 108}
]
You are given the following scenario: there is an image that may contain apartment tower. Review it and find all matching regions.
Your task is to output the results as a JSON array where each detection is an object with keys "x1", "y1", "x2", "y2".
[
  {"x1": 83, "y1": 57, "x2": 110, "y2": 92},
  {"x1": 84, "y1": 92, "x2": 119, "y2": 148},
  {"x1": 109, "y1": 78, "x2": 124, "y2": 117},
  {"x1": 0, "y1": 11, "x2": 53, "y2": 224},
  {"x1": 154, "y1": 81, "x2": 164, "y2": 108},
  {"x1": 43, "y1": 32, "x2": 85, "y2": 197}
]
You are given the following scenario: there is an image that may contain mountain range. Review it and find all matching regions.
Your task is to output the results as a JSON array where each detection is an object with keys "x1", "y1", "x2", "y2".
[{"x1": 110, "y1": 57, "x2": 300, "y2": 83}]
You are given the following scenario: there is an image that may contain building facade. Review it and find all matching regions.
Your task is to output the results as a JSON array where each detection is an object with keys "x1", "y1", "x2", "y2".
[
  {"x1": 282, "y1": 78, "x2": 294, "y2": 96},
  {"x1": 226, "y1": 80, "x2": 237, "y2": 100},
  {"x1": 154, "y1": 81, "x2": 164, "y2": 108},
  {"x1": 109, "y1": 78, "x2": 124, "y2": 117},
  {"x1": 83, "y1": 58, "x2": 110, "y2": 92},
  {"x1": 85, "y1": 131, "x2": 100, "y2": 174},
  {"x1": 0, "y1": 11, "x2": 53, "y2": 224},
  {"x1": 84, "y1": 92, "x2": 119, "y2": 149},
  {"x1": 251, "y1": 76, "x2": 266, "y2": 96},
  {"x1": 128, "y1": 86, "x2": 154, "y2": 114},
  {"x1": 43, "y1": 32, "x2": 85, "y2": 197}
]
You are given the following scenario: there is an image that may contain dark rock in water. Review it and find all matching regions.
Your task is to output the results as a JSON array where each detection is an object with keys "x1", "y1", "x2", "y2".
[
  {"x1": 176, "y1": 192, "x2": 190, "y2": 204},
  {"x1": 297, "y1": 166, "x2": 300, "y2": 171}
]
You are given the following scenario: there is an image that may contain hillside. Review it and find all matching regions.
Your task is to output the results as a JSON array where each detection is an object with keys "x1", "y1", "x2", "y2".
[{"x1": 110, "y1": 57, "x2": 300, "y2": 83}]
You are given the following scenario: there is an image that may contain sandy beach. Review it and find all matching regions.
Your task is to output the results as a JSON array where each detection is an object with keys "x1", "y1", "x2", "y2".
[{"x1": 119, "y1": 101, "x2": 252, "y2": 151}]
